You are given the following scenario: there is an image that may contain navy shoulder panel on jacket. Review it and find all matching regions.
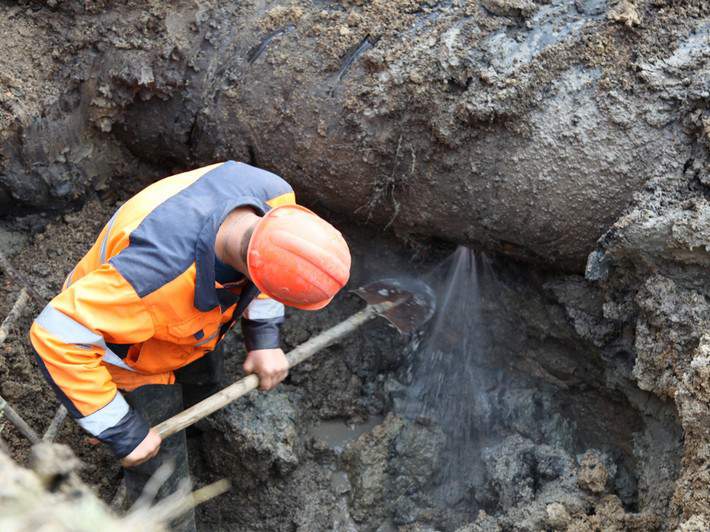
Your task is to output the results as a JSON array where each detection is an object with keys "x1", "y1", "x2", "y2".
[
  {"x1": 225, "y1": 162, "x2": 293, "y2": 201},
  {"x1": 111, "y1": 162, "x2": 292, "y2": 299}
]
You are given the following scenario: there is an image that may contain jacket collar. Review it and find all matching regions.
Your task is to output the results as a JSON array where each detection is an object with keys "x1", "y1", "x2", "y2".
[{"x1": 194, "y1": 197, "x2": 266, "y2": 312}]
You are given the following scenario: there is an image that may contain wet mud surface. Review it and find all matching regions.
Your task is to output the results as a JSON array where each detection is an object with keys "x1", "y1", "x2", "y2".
[{"x1": 1, "y1": 1, "x2": 708, "y2": 268}]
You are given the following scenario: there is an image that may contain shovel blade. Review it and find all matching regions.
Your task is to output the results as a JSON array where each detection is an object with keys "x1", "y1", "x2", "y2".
[{"x1": 353, "y1": 278, "x2": 436, "y2": 334}]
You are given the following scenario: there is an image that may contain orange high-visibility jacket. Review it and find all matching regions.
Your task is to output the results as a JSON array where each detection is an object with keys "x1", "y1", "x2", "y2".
[{"x1": 30, "y1": 162, "x2": 295, "y2": 457}]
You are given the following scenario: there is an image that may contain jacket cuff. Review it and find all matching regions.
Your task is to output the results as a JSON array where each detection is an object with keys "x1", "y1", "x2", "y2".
[
  {"x1": 96, "y1": 407, "x2": 150, "y2": 459},
  {"x1": 241, "y1": 317, "x2": 284, "y2": 351}
]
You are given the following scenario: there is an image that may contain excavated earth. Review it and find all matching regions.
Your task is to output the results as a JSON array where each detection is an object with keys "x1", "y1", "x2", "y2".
[{"x1": 1, "y1": 0, "x2": 709, "y2": 531}]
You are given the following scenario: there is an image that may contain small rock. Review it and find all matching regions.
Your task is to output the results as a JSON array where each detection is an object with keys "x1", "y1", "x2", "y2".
[
  {"x1": 62, "y1": 213, "x2": 81, "y2": 226},
  {"x1": 577, "y1": 450, "x2": 609, "y2": 494},
  {"x1": 479, "y1": 0, "x2": 537, "y2": 18},
  {"x1": 546, "y1": 502, "x2": 571, "y2": 530},
  {"x1": 409, "y1": 71, "x2": 424, "y2": 84},
  {"x1": 0, "y1": 381, "x2": 25, "y2": 401},
  {"x1": 608, "y1": 0, "x2": 641, "y2": 27},
  {"x1": 585, "y1": 249, "x2": 610, "y2": 282},
  {"x1": 678, "y1": 514, "x2": 710, "y2": 531}
]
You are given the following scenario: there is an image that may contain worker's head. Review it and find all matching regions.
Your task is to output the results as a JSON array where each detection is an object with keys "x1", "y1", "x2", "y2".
[{"x1": 247, "y1": 205, "x2": 351, "y2": 310}]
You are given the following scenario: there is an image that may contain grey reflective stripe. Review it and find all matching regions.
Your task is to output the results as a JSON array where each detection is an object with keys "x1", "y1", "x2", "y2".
[
  {"x1": 65, "y1": 267, "x2": 76, "y2": 289},
  {"x1": 195, "y1": 331, "x2": 219, "y2": 347},
  {"x1": 100, "y1": 208, "x2": 121, "y2": 264},
  {"x1": 244, "y1": 298, "x2": 285, "y2": 320},
  {"x1": 34, "y1": 304, "x2": 137, "y2": 372},
  {"x1": 102, "y1": 350, "x2": 136, "y2": 372},
  {"x1": 36, "y1": 304, "x2": 104, "y2": 344},
  {"x1": 77, "y1": 392, "x2": 130, "y2": 436}
]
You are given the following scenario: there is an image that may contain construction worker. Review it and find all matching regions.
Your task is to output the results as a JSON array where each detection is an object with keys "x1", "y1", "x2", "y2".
[{"x1": 29, "y1": 161, "x2": 351, "y2": 529}]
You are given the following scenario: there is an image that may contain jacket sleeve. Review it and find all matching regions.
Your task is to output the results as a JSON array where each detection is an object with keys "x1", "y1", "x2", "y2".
[
  {"x1": 240, "y1": 296, "x2": 285, "y2": 351},
  {"x1": 29, "y1": 263, "x2": 155, "y2": 458}
]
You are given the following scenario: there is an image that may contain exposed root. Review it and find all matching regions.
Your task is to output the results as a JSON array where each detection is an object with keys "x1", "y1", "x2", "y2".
[
  {"x1": 0, "y1": 289, "x2": 30, "y2": 346},
  {"x1": 356, "y1": 134, "x2": 415, "y2": 230},
  {"x1": 0, "y1": 253, "x2": 43, "y2": 304}
]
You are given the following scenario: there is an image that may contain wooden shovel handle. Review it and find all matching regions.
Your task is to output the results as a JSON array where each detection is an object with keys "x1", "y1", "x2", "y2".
[{"x1": 153, "y1": 302, "x2": 390, "y2": 439}]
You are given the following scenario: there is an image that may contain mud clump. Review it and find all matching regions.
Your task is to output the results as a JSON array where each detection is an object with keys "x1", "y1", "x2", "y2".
[
  {"x1": 577, "y1": 450, "x2": 610, "y2": 494},
  {"x1": 584, "y1": 93, "x2": 710, "y2": 526},
  {"x1": 479, "y1": 0, "x2": 537, "y2": 18},
  {"x1": 207, "y1": 391, "x2": 302, "y2": 478}
]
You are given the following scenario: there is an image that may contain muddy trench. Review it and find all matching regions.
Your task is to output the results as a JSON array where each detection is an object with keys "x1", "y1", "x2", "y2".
[
  {"x1": 0, "y1": 195, "x2": 688, "y2": 531},
  {"x1": 1, "y1": 1, "x2": 709, "y2": 531}
]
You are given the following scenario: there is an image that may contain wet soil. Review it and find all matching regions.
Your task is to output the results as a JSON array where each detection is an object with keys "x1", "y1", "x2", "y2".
[
  {"x1": 0, "y1": 170, "x2": 702, "y2": 531},
  {"x1": 2, "y1": 1, "x2": 708, "y2": 268},
  {"x1": 0, "y1": 1, "x2": 708, "y2": 530}
]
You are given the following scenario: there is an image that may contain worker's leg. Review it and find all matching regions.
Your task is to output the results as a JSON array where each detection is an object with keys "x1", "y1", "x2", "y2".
[
  {"x1": 122, "y1": 383, "x2": 196, "y2": 532},
  {"x1": 175, "y1": 343, "x2": 226, "y2": 410},
  {"x1": 121, "y1": 345, "x2": 224, "y2": 530}
]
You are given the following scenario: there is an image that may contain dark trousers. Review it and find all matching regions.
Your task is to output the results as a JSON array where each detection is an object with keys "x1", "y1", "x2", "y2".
[{"x1": 122, "y1": 346, "x2": 225, "y2": 532}]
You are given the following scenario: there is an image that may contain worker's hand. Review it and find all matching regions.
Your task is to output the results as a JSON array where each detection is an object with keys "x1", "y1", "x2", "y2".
[
  {"x1": 121, "y1": 428, "x2": 162, "y2": 468},
  {"x1": 244, "y1": 348, "x2": 289, "y2": 391}
]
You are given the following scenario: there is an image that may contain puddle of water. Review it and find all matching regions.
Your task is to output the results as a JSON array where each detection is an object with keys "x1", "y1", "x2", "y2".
[{"x1": 310, "y1": 415, "x2": 385, "y2": 453}]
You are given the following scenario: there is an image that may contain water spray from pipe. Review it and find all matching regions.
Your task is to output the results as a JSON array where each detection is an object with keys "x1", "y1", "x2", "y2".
[{"x1": 399, "y1": 246, "x2": 503, "y2": 505}]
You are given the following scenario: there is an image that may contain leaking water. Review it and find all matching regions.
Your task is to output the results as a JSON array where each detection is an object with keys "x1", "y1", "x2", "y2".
[{"x1": 399, "y1": 246, "x2": 504, "y2": 503}]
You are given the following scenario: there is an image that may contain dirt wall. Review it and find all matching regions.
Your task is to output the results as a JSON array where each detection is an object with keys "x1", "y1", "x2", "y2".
[{"x1": 1, "y1": 1, "x2": 708, "y2": 269}]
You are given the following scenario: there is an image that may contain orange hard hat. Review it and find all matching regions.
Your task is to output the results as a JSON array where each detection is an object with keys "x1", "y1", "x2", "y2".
[{"x1": 247, "y1": 204, "x2": 351, "y2": 310}]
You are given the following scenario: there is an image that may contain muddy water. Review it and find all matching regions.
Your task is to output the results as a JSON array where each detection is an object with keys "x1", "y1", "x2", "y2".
[{"x1": 309, "y1": 416, "x2": 385, "y2": 454}]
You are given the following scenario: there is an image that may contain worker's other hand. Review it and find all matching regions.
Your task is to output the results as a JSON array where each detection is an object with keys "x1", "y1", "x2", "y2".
[
  {"x1": 244, "y1": 348, "x2": 289, "y2": 391},
  {"x1": 121, "y1": 428, "x2": 162, "y2": 468}
]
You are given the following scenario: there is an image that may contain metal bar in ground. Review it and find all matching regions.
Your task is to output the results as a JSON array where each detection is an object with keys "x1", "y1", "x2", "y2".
[
  {"x1": 0, "y1": 394, "x2": 40, "y2": 444},
  {"x1": 42, "y1": 404, "x2": 68, "y2": 442}
]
